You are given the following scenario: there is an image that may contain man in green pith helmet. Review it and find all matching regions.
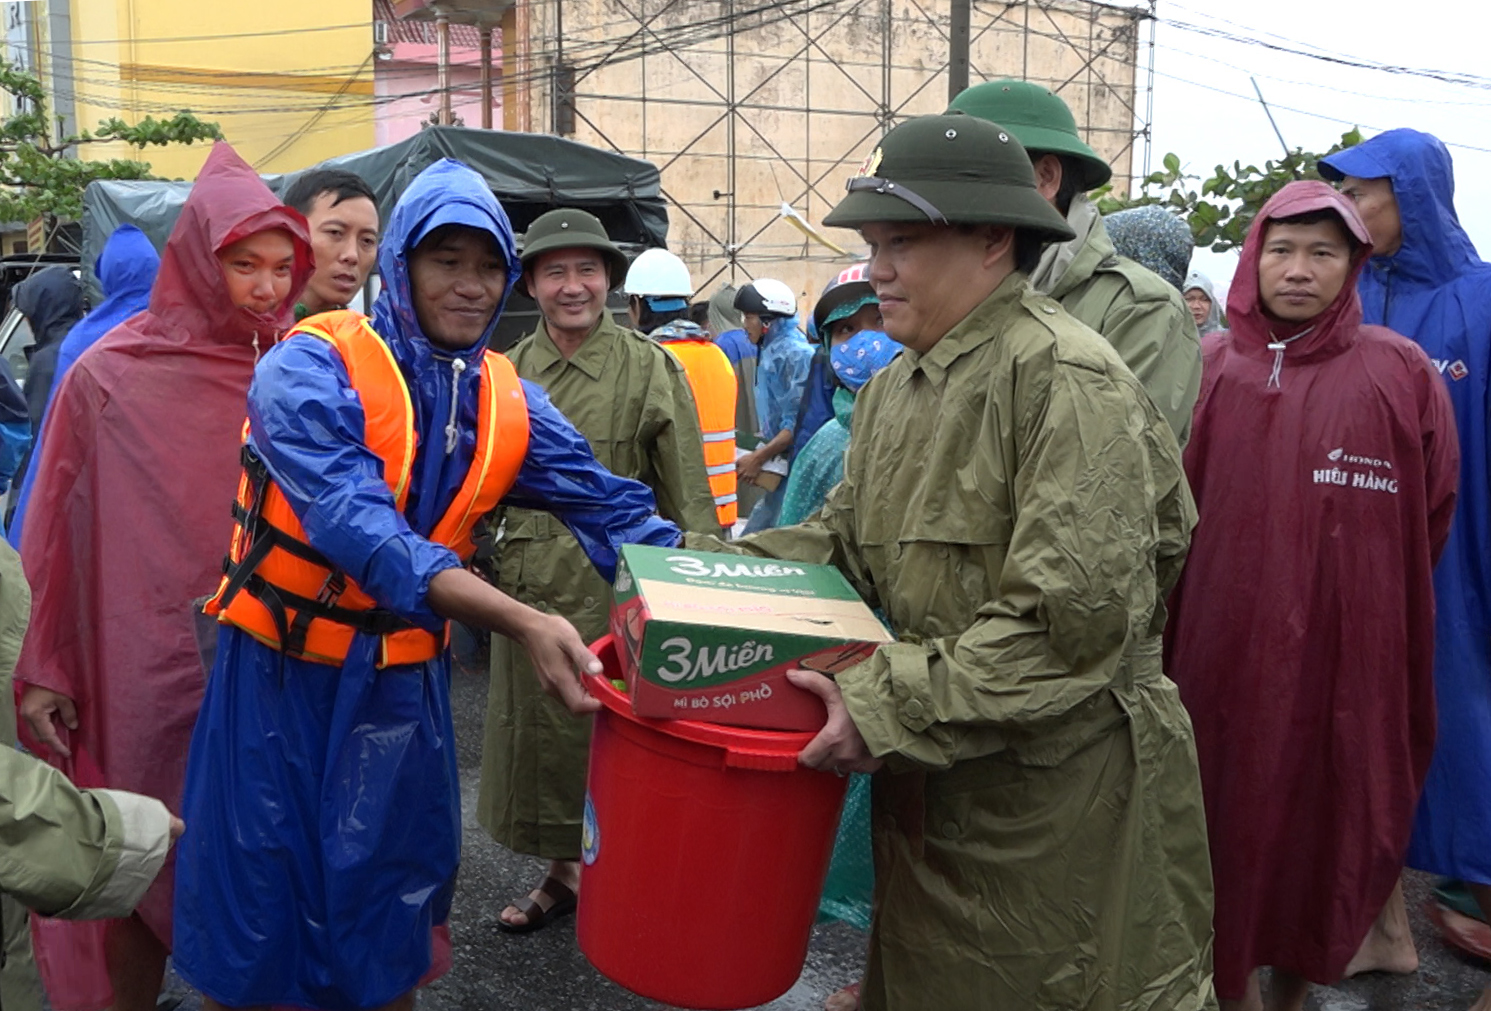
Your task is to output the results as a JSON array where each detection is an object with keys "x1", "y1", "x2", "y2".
[
  {"x1": 666, "y1": 113, "x2": 1217, "y2": 1008},
  {"x1": 949, "y1": 79, "x2": 1202, "y2": 444},
  {"x1": 477, "y1": 208, "x2": 719, "y2": 933}
]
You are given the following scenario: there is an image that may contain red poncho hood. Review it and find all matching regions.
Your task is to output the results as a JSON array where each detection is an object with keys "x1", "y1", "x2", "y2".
[
  {"x1": 148, "y1": 141, "x2": 313, "y2": 346},
  {"x1": 1226, "y1": 180, "x2": 1373, "y2": 365}
]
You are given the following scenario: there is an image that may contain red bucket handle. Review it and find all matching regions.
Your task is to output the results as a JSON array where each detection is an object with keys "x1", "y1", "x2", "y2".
[{"x1": 723, "y1": 746, "x2": 803, "y2": 773}]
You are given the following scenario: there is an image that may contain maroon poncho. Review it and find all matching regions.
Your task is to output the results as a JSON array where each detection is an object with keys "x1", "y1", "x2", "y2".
[
  {"x1": 1164, "y1": 180, "x2": 1459, "y2": 997},
  {"x1": 14, "y1": 142, "x2": 312, "y2": 1009}
]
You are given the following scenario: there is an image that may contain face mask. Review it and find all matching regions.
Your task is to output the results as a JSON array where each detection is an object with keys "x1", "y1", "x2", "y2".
[{"x1": 831, "y1": 330, "x2": 903, "y2": 391}]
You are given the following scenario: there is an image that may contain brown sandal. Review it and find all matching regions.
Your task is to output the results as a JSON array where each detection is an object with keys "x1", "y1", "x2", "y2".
[{"x1": 497, "y1": 876, "x2": 578, "y2": 934}]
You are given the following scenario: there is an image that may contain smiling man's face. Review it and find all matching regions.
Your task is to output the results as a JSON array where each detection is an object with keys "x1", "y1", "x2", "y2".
[
  {"x1": 526, "y1": 248, "x2": 610, "y2": 340},
  {"x1": 408, "y1": 225, "x2": 508, "y2": 350}
]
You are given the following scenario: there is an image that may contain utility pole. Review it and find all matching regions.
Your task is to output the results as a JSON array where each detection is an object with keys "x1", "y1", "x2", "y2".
[
  {"x1": 479, "y1": 25, "x2": 493, "y2": 129},
  {"x1": 948, "y1": 0, "x2": 970, "y2": 102},
  {"x1": 436, "y1": 10, "x2": 452, "y2": 125}
]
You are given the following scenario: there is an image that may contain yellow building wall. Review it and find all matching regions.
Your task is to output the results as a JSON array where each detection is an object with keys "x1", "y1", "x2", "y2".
[{"x1": 66, "y1": 0, "x2": 375, "y2": 180}]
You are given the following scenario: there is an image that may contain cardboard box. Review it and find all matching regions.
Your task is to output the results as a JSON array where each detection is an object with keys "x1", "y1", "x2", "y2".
[{"x1": 609, "y1": 544, "x2": 893, "y2": 731}]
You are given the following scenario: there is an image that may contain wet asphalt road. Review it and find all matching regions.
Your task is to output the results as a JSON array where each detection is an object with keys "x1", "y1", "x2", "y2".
[{"x1": 161, "y1": 648, "x2": 1489, "y2": 1011}]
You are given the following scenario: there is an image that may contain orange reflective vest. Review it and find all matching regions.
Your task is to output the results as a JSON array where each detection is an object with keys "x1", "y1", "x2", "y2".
[
  {"x1": 660, "y1": 337, "x2": 738, "y2": 527},
  {"x1": 206, "y1": 310, "x2": 530, "y2": 668}
]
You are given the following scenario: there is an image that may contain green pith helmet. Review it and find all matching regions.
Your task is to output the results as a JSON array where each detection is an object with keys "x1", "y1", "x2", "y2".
[
  {"x1": 517, "y1": 207, "x2": 630, "y2": 296},
  {"x1": 947, "y1": 79, "x2": 1113, "y2": 191},
  {"x1": 822, "y1": 113, "x2": 1075, "y2": 242}
]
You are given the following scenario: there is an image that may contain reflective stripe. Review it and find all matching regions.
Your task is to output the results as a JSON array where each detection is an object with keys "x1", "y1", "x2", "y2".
[
  {"x1": 706, "y1": 462, "x2": 735, "y2": 476},
  {"x1": 714, "y1": 493, "x2": 738, "y2": 506},
  {"x1": 701, "y1": 429, "x2": 735, "y2": 443}
]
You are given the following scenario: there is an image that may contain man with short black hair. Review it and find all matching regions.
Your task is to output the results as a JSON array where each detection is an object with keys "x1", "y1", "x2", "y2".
[
  {"x1": 282, "y1": 168, "x2": 380, "y2": 320},
  {"x1": 949, "y1": 81, "x2": 1201, "y2": 444},
  {"x1": 1166, "y1": 181, "x2": 1458, "y2": 1011}
]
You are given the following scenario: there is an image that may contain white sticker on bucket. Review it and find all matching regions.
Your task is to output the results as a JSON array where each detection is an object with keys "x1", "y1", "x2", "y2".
[{"x1": 581, "y1": 793, "x2": 600, "y2": 865}]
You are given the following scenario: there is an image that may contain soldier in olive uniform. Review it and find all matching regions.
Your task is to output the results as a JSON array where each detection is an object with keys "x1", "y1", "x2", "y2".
[
  {"x1": 950, "y1": 80, "x2": 1202, "y2": 445},
  {"x1": 0, "y1": 541, "x2": 180, "y2": 935},
  {"x1": 687, "y1": 115, "x2": 1217, "y2": 1008},
  {"x1": 478, "y1": 210, "x2": 719, "y2": 931}
]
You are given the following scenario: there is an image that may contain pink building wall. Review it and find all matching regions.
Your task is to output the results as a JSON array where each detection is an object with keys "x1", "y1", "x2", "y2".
[{"x1": 374, "y1": 43, "x2": 501, "y2": 146}]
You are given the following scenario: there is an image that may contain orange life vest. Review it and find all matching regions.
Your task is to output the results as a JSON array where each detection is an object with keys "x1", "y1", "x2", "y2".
[
  {"x1": 661, "y1": 337, "x2": 738, "y2": 527},
  {"x1": 205, "y1": 310, "x2": 530, "y2": 668}
]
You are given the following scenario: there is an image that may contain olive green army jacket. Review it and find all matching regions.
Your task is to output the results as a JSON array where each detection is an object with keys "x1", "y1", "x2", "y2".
[
  {"x1": 1044, "y1": 210, "x2": 1203, "y2": 445},
  {"x1": 693, "y1": 276, "x2": 1217, "y2": 1010},
  {"x1": 0, "y1": 542, "x2": 172, "y2": 923}
]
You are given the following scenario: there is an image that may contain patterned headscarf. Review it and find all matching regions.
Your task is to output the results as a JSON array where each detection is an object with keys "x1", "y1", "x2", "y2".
[{"x1": 1105, "y1": 204, "x2": 1194, "y2": 291}]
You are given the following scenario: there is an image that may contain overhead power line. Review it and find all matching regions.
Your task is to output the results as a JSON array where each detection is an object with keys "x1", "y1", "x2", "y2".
[
  {"x1": 1149, "y1": 67, "x2": 1491, "y2": 156},
  {"x1": 1159, "y1": 14, "x2": 1491, "y2": 91}
]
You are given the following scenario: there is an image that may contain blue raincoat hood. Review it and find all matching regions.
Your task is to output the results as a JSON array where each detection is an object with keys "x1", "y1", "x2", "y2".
[
  {"x1": 370, "y1": 157, "x2": 522, "y2": 370},
  {"x1": 59, "y1": 224, "x2": 159, "y2": 372},
  {"x1": 1322, "y1": 128, "x2": 1485, "y2": 286},
  {"x1": 94, "y1": 224, "x2": 160, "y2": 306}
]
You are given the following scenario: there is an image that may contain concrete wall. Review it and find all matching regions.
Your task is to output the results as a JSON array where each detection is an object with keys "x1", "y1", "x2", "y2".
[{"x1": 508, "y1": 0, "x2": 1142, "y2": 313}]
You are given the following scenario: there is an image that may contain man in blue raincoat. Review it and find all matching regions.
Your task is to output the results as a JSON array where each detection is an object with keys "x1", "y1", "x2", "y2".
[
  {"x1": 9, "y1": 224, "x2": 160, "y2": 546},
  {"x1": 172, "y1": 158, "x2": 681, "y2": 1011},
  {"x1": 1322, "y1": 129, "x2": 1491, "y2": 983}
]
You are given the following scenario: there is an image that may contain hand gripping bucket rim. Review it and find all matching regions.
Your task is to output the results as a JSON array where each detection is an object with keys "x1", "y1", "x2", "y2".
[{"x1": 579, "y1": 636, "x2": 848, "y2": 1010}]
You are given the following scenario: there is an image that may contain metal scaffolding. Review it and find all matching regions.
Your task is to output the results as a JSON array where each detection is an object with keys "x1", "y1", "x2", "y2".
[{"x1": 505, "y1": 0, "x2": 1151, "y2": 297}]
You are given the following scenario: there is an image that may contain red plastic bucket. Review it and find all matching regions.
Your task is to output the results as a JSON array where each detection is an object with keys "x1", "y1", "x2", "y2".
[{"x1": 578, "y1": 636, "x2": 849, "y2": 1010}]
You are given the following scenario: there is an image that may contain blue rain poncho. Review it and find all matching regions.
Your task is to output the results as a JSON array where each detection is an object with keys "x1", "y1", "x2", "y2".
[
  {"x1": 1322, "y1": 129, "x2": 1491, "y2": 885},
  {"x1": 172, "y1": 159, "x2": 680, "y2": 1010},
  {"x1": 9, "y1": 225, "x2": 159, "y2": 546}
]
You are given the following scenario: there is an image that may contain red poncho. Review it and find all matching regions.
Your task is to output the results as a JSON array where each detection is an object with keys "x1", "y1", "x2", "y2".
[
  {"x1": 14, "y1": 142, "x2": 312, "y2": 1009},
  {"x1": 1164, "y1": 181, "x2": 1459, "y2": 997}
]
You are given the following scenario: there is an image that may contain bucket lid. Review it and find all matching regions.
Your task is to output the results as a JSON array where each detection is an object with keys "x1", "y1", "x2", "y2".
[{"x1": 589, "y1": 636, "x2": 817, "y2": 773}]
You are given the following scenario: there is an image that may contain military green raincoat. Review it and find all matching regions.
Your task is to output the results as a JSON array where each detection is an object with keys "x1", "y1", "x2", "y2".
[
  {"x1": 694, "y1": 277, "x2": 1216, "y2": 1010},
  {"x1": 478, "y1": 313, "x2": 720, "y2": 859},
  {"x1": 0, "y1": 539, "x2": 41, "y2": 1007},
  {"x1": 0, "y1": 541, "x2": 172, "y2": 941},
  {"x1": 1037, "y1": 202, "x2": 1202, "y2": 445}
]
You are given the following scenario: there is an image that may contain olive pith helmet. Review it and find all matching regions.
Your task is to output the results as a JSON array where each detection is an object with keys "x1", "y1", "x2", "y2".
[
  {"x1": 948, "y1": 79, "x2": 1113, "y2": 191},
  {"x1": 517, "y1": 207, "x2": 630, "y2": 296},
  {"x1": 822, "y1": 113, "x2": 1075, "y2": 243}
]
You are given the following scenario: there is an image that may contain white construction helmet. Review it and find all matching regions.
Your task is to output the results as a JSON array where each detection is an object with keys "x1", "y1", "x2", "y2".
[
  {"x1": 624, "y1": 248, "x2": 695, "y2": 298},
  {"x1": 733, "y1": 277, "x2": 797, "y2": 319}
]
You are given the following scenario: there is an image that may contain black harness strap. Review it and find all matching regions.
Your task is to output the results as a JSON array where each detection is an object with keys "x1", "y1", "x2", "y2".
[{"x1": 219, "y1": 445, "x2": 417, "y2": 661}]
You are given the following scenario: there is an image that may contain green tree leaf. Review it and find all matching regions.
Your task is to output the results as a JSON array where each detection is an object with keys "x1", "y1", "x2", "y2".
[
  {"x1": 1103, "y1": 133, "x2": 1363, "y2": 252},
  {"x1": 0, "y1": 59, "x2": 221, "y2": 232}
]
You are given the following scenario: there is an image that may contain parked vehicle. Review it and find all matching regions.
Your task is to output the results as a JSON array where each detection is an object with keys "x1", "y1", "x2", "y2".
[{"x1": 83, "y1": 127, "x2": 668, "y2": 350}]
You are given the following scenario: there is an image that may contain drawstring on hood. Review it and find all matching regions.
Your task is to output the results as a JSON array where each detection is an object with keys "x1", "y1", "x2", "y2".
[
  {"x1": 444, "y1": 357, "x2": 466, "y2": 453},
  {"x1": 1265, "y1": 327, "x2": 1313, "y2": 388}
]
